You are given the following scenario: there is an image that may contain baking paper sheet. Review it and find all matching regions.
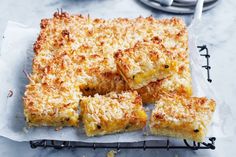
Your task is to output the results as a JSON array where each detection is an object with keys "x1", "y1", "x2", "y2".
[{"x1": 0, "y1": 21, "x2": 233, "y2": 142}]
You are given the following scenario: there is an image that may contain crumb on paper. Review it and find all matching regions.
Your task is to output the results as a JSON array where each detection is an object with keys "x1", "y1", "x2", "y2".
[
  {"x1": 143, "y1": 129, "x2": 149, "y2": 136},
  {"x1": 7, "y1": 90, "x2": 13, "y2": 98},
  {"x1": 145, "y1": 107, "x2": 150, "y2": 112},
  {"x1": 55, "y1": 126, "x2": 63, "y2": 131},
  {"x1": 15, "y1": 113, "x2": 21, "y2": 119},
  {"x1": 107, "y1": 150, "x2": 117, "y2": 157},
  {"x1": 23, "y1": 127, "x2": 29, "y2": 133}
]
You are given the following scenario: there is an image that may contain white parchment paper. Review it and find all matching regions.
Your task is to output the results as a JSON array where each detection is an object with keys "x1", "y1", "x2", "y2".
[{"x1": 0, "y1": 21, "x2": 233, "y2": 142}]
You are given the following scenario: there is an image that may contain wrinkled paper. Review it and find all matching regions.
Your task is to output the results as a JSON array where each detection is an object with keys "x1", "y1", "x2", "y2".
[{"x1": 0, "y1": 21, "x2": 233, "y2": 142}]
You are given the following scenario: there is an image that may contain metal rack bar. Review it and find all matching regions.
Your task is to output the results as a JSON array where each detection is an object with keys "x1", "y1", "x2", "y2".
[
  {"x1": 198, "y1": 45, "x2": 212, "y2": 82},
  {"x1": 29, "y1": 45, "x2": 215, "y2": 150},
  {"x1": 29, "y1": 137, "x2": 216, "y2": 150}
]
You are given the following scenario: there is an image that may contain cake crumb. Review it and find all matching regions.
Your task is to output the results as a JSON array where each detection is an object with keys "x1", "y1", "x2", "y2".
[
  {"x1": 107, "y1": 150, "x2": 117, "y2": 157},
  {"x1": 23, "y1": 127, "x2": 29, "y2": 133},
  {"x1": 7, "y1": 90, "x2": 13, "y2": 98},
  {"x1": 55, "y1": 126, "x2": 63, "y2": 131}
]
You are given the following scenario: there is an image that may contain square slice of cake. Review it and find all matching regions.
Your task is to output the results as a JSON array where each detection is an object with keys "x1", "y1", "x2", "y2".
[
  {"x1": 114, "y1": 37, "x2": 179, "y2": 89},
  {"x1": 150, "y1": 93, "x2": 215, "y2": 142},
  {"x1": 80, "y1": 91, "x2": 147, "y2": 136}
]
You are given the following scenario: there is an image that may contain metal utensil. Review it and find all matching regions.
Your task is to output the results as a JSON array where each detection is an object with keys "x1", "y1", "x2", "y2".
[
  {"x1": 153, "y1": 0, "x2": 174, "y2": 6},
  {"x1": 139, "y1": 0, "x2": 219, "y2": 14}
]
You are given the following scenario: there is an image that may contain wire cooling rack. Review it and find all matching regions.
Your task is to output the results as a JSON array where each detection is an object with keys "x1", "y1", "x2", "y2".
[
  {"x1": 30, "y1": 137, "x2": 216, "y2": 150},
  {"x1": 29, "y1": 45, "x2": 214, "y2": 150}
]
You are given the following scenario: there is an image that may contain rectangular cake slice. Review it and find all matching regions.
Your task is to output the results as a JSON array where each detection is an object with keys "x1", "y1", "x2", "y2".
[
  {"x1": 136, "y1": 22, "x2": 192, "y2": 103},
  {"x1": 23, "y1": 45, "x2": 82, "y2": 127},
  {"x1": 114, "y1": 37, "x2": 178, "y2": 89},
  {"x1": 150, "y1": 93, "x2": 215, "y2": 142},
  {"x1": 80, "y1": 91, "x2": 147, "y2": 136}
]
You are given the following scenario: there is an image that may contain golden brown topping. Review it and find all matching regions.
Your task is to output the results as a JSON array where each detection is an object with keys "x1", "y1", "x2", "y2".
[
  {"x1": 80, "y1": 91, "x2": 147, "y2": 136},
  {"x1": 150, "y1": 93, "x2": 216, "y2": 142},
  {"x1": 61, "y1": 29, "x2": 70, "y2": 37},
  {"x1": 40, "y1": 19, "x2": 49, "y2": 29}
]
